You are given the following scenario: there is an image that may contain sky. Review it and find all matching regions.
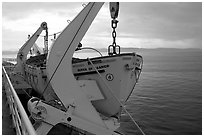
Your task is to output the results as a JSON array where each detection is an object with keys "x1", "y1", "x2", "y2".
[{"x1": 2, "y1": 2, "x2": 202, "y2": 51}]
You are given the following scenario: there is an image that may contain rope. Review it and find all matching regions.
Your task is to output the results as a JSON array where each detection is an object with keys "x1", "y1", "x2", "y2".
[
  {"x1": 21, "y1": 89, "x2": 32, "y2": 98},
  {"x1": 87, "y1": 58, "x2": 145, "y2": 135}
]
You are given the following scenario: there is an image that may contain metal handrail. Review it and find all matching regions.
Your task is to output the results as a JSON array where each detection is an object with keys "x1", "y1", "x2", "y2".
[
  {"x1": 76, "y1": 47, "x2": 103, "y2": 57},
  {"x1": 2, "y1": 66, "x2": 36, "y2": 135}
]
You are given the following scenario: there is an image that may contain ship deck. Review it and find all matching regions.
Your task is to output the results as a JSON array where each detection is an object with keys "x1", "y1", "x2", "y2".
[{"x1": 2, "y1": 88, "x2": 16, "y2": 135}]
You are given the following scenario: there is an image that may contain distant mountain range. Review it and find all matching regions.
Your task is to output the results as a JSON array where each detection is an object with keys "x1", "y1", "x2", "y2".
[
  {"x1": 2, "y1": 48, "x2": 201, "y2": 55},
  {"x1": 2, "y1": 50, "x2": 18, "y2": 55}
]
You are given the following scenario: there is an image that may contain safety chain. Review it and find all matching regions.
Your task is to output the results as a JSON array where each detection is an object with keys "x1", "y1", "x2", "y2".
[{"x1": 108, "y1": 19, "x2": 120, "y2": 55}]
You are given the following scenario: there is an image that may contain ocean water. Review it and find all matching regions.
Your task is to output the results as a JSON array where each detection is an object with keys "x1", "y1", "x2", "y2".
[
  {"x1": 119, "y1": 49, "x2": 202, "y2": 135},
  {"x1": 2, "y1": 48, "x2": 202, "y2": 135}
]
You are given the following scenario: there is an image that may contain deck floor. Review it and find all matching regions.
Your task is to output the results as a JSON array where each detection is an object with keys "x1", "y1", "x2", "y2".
[{"x1": 2, "y1": 88, "x2": 16, "y2": 135}]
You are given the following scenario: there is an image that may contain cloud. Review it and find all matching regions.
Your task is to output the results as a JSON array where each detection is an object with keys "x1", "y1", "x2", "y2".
[
  {"x1": 2, "y1": 2, "x2": 202, "y2": 51},
  {"x1": 2, "y1": 3, "x2": 84, "y2": 33},
  {"x1": 2, "y1": 2, "x2": 83, "y2": 20},
  {"x1": 118, "y1": 2, "x2": 202, "y2": 41},
  {"x1": 82, "y1": 34, "x2": 198, "y2": 49}
]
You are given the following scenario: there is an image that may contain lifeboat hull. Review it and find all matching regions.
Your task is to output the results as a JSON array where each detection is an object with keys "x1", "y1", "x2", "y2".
[{"x1": 25, "y1": 52, "x2": 143, "y2": 117}]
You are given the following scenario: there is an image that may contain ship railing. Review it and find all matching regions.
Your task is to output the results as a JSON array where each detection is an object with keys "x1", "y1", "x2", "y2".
[{"x1": 2, "y1": 66, "x2": 36, "y2": 135}]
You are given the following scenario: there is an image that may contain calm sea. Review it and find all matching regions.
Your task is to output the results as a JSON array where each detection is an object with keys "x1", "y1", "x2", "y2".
[
  {"x1": 119, "y1": 49, "x2": 202, "y2": 135},
  {"x1": 2, "y1": 48, "x2": 202, "y2": 135}
]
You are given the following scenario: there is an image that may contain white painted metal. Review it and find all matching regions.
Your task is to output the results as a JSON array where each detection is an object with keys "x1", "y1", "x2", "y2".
[
  {"x1": 78, "y1": 80, "x2": 104, "y2": 101},
  {"x1": 6, "y1": 2, "x2": 143, "y2": 134},
  {"x1": 28, "y1": 99, "x2": 117, "y2": 134},
  {"x1": 15, "y1": 22, "x2": 47, "y2": 76},
  {"x1": 36, "y1": 122, "x2": 53, "y2": 135},
  {"x1": 46, "y1": 2, "x2": 106, "y2": 128},
  {"x1": 87, "y1": 58, "x2": 145, "y2": 135},
  {"x1": 2, "y1": 66, "x2": 36, "y2": 135}
]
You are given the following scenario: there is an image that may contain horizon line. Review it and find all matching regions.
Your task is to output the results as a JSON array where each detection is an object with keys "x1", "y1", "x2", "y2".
[{"x1": 2, "y1": 47, "x2": 202, "y2": 52}]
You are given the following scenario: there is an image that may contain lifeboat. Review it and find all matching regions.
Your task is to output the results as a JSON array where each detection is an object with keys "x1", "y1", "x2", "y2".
[{"x1": 13, "y1": 2, "x2": 143, "y2": 135}]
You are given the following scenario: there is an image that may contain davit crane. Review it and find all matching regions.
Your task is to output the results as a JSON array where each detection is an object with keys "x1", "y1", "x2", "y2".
[{"x1": 13, "y1": 2, "x2": 144, "y2": 135}]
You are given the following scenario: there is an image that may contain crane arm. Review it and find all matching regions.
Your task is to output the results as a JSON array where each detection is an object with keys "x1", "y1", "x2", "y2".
[
  {"x1": 18, "y1": 22, "x2": 47, "y2": 61},
  {"x1": 15, "y1": 22, "x2": 47, "y2": 75},
  {"x1": 46, "y1": 2, "x2": 105, "y2": 128},
  {"x1": 15, "y1": 22, "x2": 47, "y2": 76}
]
